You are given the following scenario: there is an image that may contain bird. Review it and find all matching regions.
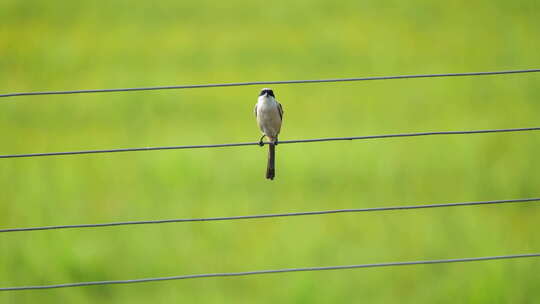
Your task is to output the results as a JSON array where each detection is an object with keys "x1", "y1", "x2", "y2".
[{"x1": 254, "y1": 88, "x2": 284, "y2": 180}]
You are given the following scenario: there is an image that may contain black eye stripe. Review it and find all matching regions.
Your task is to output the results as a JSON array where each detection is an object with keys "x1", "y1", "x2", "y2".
[{"x1": 259, "y1": 89, "x2": 275, "y2": 97}]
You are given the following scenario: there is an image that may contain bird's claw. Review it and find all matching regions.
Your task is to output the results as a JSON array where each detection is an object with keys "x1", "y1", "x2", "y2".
[{"x1": 258, "y1": 135, "x2": 266, "y2": 147}]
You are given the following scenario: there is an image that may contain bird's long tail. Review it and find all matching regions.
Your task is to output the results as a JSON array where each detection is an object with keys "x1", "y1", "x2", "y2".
[{"x1": 266, "y1": 143, "x2": 276, "y2": 180}]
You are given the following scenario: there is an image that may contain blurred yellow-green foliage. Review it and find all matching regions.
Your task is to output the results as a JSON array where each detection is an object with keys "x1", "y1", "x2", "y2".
[{"x1": 1, "y1": 0, "x2": 539, "y2": 303}]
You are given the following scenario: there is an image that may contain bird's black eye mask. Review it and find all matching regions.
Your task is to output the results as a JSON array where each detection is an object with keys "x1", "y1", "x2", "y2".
[{"x1": 259, "y1": 89, "x2": 275, "y2": 97}]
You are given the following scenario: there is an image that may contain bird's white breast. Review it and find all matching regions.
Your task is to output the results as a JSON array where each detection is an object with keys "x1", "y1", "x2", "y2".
[{"x1": 256, "y1": 96, "x2": 281, "y2": 138}]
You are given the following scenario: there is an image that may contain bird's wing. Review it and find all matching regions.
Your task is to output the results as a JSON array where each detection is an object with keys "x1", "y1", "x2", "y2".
[{"x1": 277, "y1": 102, "x2": 284, "y2": 120}]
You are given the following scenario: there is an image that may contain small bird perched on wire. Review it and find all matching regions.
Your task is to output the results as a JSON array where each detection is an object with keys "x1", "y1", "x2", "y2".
[{"x1": 254, "y1": 88, "x2": 284, "y2": 180}]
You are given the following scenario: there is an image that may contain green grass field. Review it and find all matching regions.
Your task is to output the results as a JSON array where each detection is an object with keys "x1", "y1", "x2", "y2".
[{"x1": 1, "y1": 0, "x2": 539, "y2": 302}]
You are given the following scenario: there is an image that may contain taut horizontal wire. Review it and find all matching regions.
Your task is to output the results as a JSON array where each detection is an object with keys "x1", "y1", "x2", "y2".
[
  {"x1": 1, "y1": 126, "x2": 539, "y2": 159},
  {"x1": 1, "y1": 197, "x2": 538, "y2": 233},
  {"x1": 1, "y1": 68, "x2": 539, "y2": 99},
  {"x1": 1, "y1": 253, "x2": 538, "y2": 291}
]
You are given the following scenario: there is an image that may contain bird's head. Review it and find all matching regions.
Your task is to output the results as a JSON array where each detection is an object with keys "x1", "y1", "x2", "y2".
[{"x1": 259, "y1": 88, "x2": 275, "y2": 98}]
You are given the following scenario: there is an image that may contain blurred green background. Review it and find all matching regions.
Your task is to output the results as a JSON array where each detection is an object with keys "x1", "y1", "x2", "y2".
[{"x1": 1, "y1": 0, "x2": 539, "y2": 302}]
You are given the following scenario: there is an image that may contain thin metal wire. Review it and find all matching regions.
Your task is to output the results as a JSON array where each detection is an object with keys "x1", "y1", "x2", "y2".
[
  {"x1": 1, "y1": 69, "x2": 539, "y2": 99},
  {"x1": 1, "y1": 253, "x2": 538, "y2": 291},
  {"x1": 1, "y1": 198, "x2": 538, "y2": 233},
  {"x1": 1, "y1": 126, "x2": 539, "y2": 159}
]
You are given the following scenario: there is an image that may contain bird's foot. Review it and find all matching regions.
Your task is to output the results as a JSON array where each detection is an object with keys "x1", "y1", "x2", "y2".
[{"x1": 258, "y1": 135, "x2": 265, "y2": 147}]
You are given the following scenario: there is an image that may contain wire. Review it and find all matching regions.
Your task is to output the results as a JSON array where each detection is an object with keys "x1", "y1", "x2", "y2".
[
  {"x1": 1, "y1": 126, "x2": 539, "y2": 159},
  {"x1": 1, "y1": 69, "x2": 539, "y2": 99},
  {"x1": 1, "y1": 197, "x2": 538, "y2": 233},
  {"x1": 1, "y1": 253, "x2": 538, "y2": 291}
]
